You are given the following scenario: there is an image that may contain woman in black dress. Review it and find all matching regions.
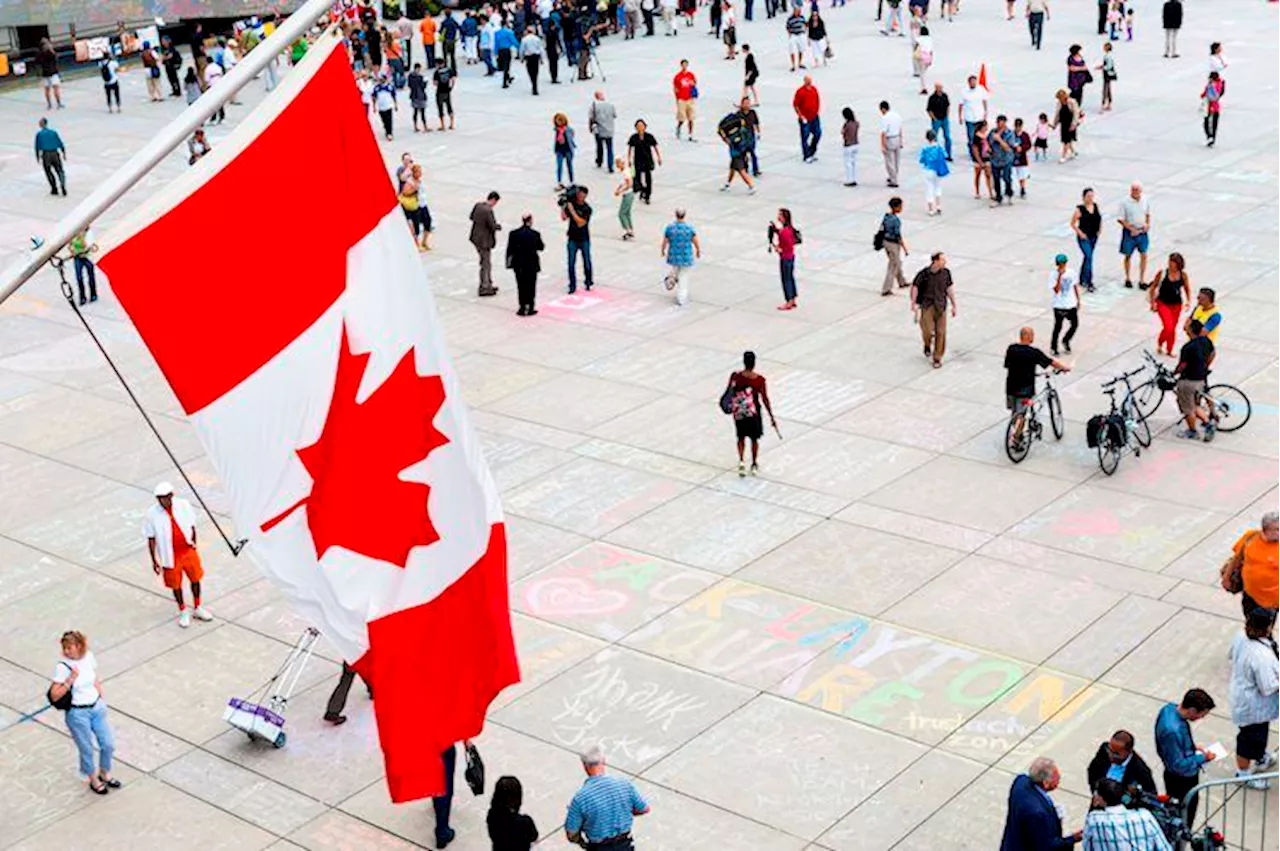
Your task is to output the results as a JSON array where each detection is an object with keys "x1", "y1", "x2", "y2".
[
  {"x1": 487, "y1": 776, "x2": 538, "y2": 851},
  {"x1": 1050, "y1": 88, "x2": 1080, "y2": 162}
]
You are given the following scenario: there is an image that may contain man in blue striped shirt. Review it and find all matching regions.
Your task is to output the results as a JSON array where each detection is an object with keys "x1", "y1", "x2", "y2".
[
  {"x1": 565, "y1": 744, "x2": 650, "y2": 849},
  {"x1": 1082, "y1": 779, "x2": 1172, "y2": 851}
]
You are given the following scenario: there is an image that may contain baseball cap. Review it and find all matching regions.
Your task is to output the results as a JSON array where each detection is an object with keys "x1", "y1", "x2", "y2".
[
  {"x1": 154, "y1": 481, "x2": 175, "y2": 497},
  {"x1": 1054, "y1": 253, "x2": 1069, "y2": 265}
]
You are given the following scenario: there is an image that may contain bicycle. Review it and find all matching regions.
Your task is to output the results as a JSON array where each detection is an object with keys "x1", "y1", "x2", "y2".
[
  {"x1": 1005, "y1": 369, "x2": 1064, "y2": 463},
  {"x1": 1132, "y1": 351, "x2": 1253, "y2": 434},
  {"x1": 1094, "y1": 375, "x2": 1149, "y2": 475}
]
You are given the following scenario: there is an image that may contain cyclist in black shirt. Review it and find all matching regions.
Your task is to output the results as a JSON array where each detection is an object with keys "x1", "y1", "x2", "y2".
[
  {"x1": 1174, "y1": 318, "x2": 1216, "y2": 440},
  {"x1": 1004, "y1": 327, "x2": 1070, "y2": 441}
]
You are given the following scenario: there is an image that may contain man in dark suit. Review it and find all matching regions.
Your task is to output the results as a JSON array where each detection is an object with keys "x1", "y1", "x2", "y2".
[
  {"x1": 1086, "y1": 730, "x2": 1158, "y2": 797},
  {"x1": 506, "y1": 213, "x2": 545, "y2": 316},
  {"x1": 999, "y1": 757, "x2": 1082, "y2": 851},
  {"x1": 469, "y1": 191, "x2": 502, "y2": 297}
]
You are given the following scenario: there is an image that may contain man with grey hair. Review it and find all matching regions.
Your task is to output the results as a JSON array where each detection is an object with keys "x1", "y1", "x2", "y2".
[
  {"x1": 589, "y1": 90, "x2": 618, "y2": 172},
  {"x1": 1118, "y1": 181, "x2": 1151, "y2": 289},
  {"x1": 998, "y1": 756, "x2": 1082, "y2": 850},
  {"x1": 660, "y1": 208, "x2": 700, "y2": 307},
  {"x1": 1229, "y1": 510, "x2": 1279, "y2": 618},
  {"x1": 565, "y1": 744, "x2": 650, "y2": 849}
]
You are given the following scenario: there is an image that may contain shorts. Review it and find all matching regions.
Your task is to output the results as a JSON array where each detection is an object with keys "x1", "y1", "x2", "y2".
[
  {"x1": 788, "y1": 33, "x2": 806, "y2": 54},
  {"x1": 1006, "y1": 395, "x2": 1033, "y2": 412},
  {"x1": 1237, "y1": 721, "x2": 1270, "y2": 761},
  {"x1": 1175, "y1": 378, "x2": 1204, "y2": 416},
  {"x1": 42, "y1": 73, "x2": 61, "y2": 88},
  {"x1": 1120, "y1": 230, "x2": 1149, "y2": 256},
  {"x1": 162, "y1": 549, "x2": 204, "y2": 590},
  {"x1": 437, "y1": 93, "x2": 453, "y2": 117},
  {"x1": 676, "y1": 99, "x2": 695, "y2": 123},
  {"x1": 730, "y1": 152, "x2": 747, "y2": 171},
  {"x1": 735, "y1": 414, "x2": 763, "y2": 440},
  {"x1": 1013, "y1": 165, "x2": 1031, "y2": 181}
]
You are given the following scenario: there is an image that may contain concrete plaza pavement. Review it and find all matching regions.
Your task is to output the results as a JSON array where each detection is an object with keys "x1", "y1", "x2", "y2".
[{"x1": 0, "y1": 0, "x2": 1277, "y2": 848}]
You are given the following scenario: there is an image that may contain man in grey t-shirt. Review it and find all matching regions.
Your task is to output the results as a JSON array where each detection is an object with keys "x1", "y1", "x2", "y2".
[{"x1": 589, "y1": 89, "x2": 618, "y2": 173}]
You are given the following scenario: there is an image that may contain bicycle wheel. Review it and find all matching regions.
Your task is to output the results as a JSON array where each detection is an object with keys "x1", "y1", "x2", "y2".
[
  {"x1": 1206, "y1": 383, "x2": 1252, "y2": 432},
  {"x1": 1097, "y1": 434, "x2": 1121, "y2": 476},
  {"x1": 1047, "y1": 388, "x2": 1064, "y2": 440},
  {"x1": 1133, "y1": 378, "x2": 1164, "y2": 420},
  {"x1": 1005, "y1": 413, "x2": 1031, "y2": 463},
  {"x1": 1124, "y1": 396, "x2": 1151, "y2": 448}
]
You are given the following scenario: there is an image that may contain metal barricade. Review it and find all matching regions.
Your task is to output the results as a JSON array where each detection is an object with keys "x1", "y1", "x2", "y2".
[{"x1": 1180, "y1": 771, "x2": 1280, "y2": 850}]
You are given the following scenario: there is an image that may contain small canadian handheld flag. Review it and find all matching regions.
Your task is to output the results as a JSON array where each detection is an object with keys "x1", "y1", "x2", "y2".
[{"x1": 97, "y1": 32, "x2": 519, "y2": 803}]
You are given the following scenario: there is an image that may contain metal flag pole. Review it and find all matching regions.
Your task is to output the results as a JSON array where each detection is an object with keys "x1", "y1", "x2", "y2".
[{"x1": 0, "y1": 0, "x2": 335, "y2": 306}]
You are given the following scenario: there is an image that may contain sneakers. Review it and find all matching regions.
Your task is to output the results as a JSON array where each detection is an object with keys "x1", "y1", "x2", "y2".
[
  {"x1": 1178, "y1": 428, "x2": 1200, "y2": 440},
  {"x1": 750, "y1": 463, "x2": 759, "y2": 476},
  {"x1": 1238, "y1": 770, "x2": 1272, "y2": 791},
  {"x1": 193, "y1": 606, "x2": 214, "y2": 622},
  {"x1": 1256, "y1": 750, "x2": 1277, "y2": 771},
  {"x1": 720, "y1": 183, "x2": 731, "y2": 191},
  {"x1": 738, "y1": 461, "x2": 746, "y2": 478},
  {"x1": 178, "y1": 609, "x2": 191, "y2": 628},
  {"x1": 1203, "y1": 421, "x2": 1217, "y2": 442}
]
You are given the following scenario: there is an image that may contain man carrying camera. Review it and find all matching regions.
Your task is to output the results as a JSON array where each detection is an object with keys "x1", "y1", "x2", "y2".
[{"x1": 560, "y1": 186, "x2": 595, "y2": 294}]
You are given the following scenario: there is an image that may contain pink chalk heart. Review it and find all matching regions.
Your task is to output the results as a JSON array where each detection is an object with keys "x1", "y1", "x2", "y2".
[{"x1": 525, "y1": 577, "x2": 630, "y2": 616}]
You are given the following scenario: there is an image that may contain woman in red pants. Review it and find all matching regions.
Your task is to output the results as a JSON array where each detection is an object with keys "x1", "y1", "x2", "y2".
[{"x1": 1147, "y1": 252, "x2": 1191, "y2": 356}]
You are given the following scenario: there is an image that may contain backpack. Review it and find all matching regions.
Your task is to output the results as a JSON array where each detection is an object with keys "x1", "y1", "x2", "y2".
[
  {"x1": 730, "y1": 384, "x2": 758, "y2": 420},
  {"x1": 718, "y1": 112, "x2": 749, "y2": 151},
  {"x1": 792, "y1": 228, "x2": 803, "y2": 245},
  {"x1": 873, "y1": 228, "x2": 886, "y2": 251},
  {"x1": 100, "y1": 61, "x2": 112, "y2": 82},
  {"x1": 1220, "y1": 530, "x2": 1258, "y2": 594}
]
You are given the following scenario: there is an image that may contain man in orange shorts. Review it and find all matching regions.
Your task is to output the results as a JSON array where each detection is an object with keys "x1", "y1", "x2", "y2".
[{"x1": 144, "y1": 481, "x2": 213, "y2": 628}]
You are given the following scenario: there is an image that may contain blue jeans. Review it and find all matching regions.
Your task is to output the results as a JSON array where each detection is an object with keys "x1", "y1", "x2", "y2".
[
  {"x1": 594, "y1": 135, "x2": 614, "y2": 170},
  {"x1": 931, "y1": 117, "x2": 953, "y2": 159},
  {"x1": 799, "y1": 117, "x2": 822, "y2": 159},
  {"x1": 389, "y1": 57, "x2": 406, "y2": 88},
  {"x1": 745, "y1": 0, "x2": 754, "y2": 18},
  {"x1": 965, "y1": 120, "x2": 980, "y2": 158},
  {"x1": 556, "y1": 150, "x2": 575, "y2": 184},
  {"x1": 73, "y1": 256, "x2": 97, "y2": 302},
  {"x1": 780, "y1": 257, "x2": 797, "y2": 302},
  {"x1": 747, "y1": 143, "x2": 760, "y2": 175},
  {"x1": 66, "y1": 702, "x2": 114, "y2": 779},
  {"x1": 480, "y1": 48, "x2": 494, "y2": 73},
  {"x1": 432, "y1": 745, "x2": 456, "y2": 844},
  {"x1": 992, "y1": 162, "x2": 1013, "y2": 201},
  {"x1": 567, "y1": 238, "x2": 593, "y2": 292},
  {"x1": 1077, "y1": 235, "x2": 1097, "y2": 288}
]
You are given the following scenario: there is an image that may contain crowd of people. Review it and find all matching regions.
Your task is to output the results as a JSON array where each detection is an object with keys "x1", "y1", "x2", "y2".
[{"x1": 23, "y1": 0, "x2": 1275, "y2": 847}]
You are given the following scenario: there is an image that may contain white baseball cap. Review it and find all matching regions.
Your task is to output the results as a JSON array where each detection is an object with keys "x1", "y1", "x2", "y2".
[{"x1": 153, "y1": 481, "x2": 175, "y2": 497}]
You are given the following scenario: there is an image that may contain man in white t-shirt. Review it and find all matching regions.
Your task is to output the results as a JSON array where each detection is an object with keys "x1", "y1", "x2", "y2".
[
  {"x1": 1048, "y1": 253, "x2": 1080, "y2": 355},
  {"x1": 957, "y1": 74, "x2": 989, "y2": 158},
  {"x1": 100, "y1": 57, "x2": 121, "y2": 113},
  {"x1": 878, "y1": 100, "x2": 904, "y2": 187},
  {"x1": 1117, "y1": 181, "x2": 1152, "y2": 289},
  {"x1": 143, "y1": 481, "x2": 213, "y2": 628}
]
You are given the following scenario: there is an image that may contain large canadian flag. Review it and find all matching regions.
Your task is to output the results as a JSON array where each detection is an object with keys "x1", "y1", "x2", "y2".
[{"x1": 97, "y1": 31, "x2": 519, "y2": 802}]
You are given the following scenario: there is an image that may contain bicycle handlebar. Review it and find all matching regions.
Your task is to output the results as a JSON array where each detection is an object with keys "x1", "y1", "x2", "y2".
[{"x1": 1101, "y1": 367, "x2": 1145, "y2": 388}]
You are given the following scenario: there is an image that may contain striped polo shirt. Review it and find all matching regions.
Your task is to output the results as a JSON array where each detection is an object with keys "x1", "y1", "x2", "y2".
[{"x1": 565, "y1": 774, "x2": 648, "y2": 842}]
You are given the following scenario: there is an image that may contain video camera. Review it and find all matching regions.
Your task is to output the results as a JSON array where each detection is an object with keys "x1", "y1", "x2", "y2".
[
  {"x1": 1123, "y1": 787, "x2": 1225, "y2": 851},
  {"x1": 558, "y1": 184, "x2": 581, "y2": 207}
]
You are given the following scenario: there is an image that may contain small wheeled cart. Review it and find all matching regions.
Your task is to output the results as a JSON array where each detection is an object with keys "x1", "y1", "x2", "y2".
[{"x1": 222, "y1": 627, "x2": 321, "y2": 749}]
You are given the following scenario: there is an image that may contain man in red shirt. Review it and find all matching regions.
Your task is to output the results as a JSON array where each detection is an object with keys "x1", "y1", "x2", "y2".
[
  {"x1": 793, "y1": 75, "x2": 822, "y2": 163},
  {"x1": 673, "y1": 59, "x2": 698, "y2": 141}
]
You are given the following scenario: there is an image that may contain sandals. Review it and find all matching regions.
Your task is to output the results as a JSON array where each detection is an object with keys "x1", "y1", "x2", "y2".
[{"x1": 89, "y1": 780, "x2": 109, "y2": 795}]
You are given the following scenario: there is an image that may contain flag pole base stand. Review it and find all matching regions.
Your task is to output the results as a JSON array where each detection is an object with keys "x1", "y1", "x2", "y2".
[{"x1": 222, "y1": 627, "x2": 320, "y2": 750}]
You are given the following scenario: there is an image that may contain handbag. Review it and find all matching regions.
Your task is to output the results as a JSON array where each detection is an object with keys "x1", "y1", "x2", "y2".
[
  {"x1": 719, "y1": 378, "x2": 736, "y2": 415},
  {"x1": 823, "y1": 44, "x2": 834, "y2": 59},
  {"x1": 1220, "y1": 531, "x2": 1257, "y2": 594},
  {"x1": 463, "y1": 742, "x2": 485, "y2": 795},
  {"x1": 690, "y1": 85, "x2": 699, "y2": 99},
  {"x1": 48, "y1": 662, "x2": 74, "y2": 712}
]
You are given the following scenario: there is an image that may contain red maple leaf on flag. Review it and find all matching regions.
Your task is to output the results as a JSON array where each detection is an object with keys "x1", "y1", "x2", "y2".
[{"x1": 262, "y1": 326, "x2": 448, "y2": 567}]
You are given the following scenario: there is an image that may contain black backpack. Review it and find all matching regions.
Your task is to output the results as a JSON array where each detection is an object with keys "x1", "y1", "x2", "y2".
[
  {"x1": 99, "y1": 61, "x2": 112, "y2": 82},
  {"x1": 718, "y1": 112, "x2": 748, "y2": 150}
]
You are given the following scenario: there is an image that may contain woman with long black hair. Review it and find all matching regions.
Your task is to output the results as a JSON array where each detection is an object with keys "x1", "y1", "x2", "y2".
[{"x1": 487, "y1": 776, "x2": 539, "y2": 851}]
